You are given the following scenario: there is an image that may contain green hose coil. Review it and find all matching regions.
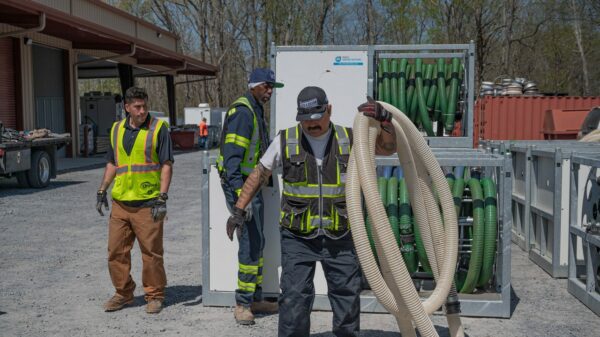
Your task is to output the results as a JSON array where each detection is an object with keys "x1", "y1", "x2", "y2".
[
  {"x1": 390, "y1": 59, "x2": 399, "y2": 109},
  {"x1": 401, "y1": 178, "x2": 427, "y2": 273},
  {"x1": 477, "y1": 178, "x2": 498, "y2": 287},
  {"x1": 387, "y1": 176, "x2": 400, "y2": 244},
  {"x1": 459, "y1": 178, "x2": 485, "y2": 293},
  {"x1": 415, "y1": 59, "x2": 434, "y2": 136},
  {"x1": 398, "y1": 59, "x2": 408, "y2": 113},
  {"x1": 382, "y1": 59, "x2": 390, "y2": 104},
  {"x1": 444, "y1": 58, "x2": 460, "y2": 132}
]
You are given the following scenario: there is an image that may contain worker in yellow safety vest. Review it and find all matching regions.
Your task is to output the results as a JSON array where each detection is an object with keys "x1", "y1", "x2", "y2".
[
  {"x1": 96, "y1": 86, "x2": 174, "y2": 315},
  {"x1": 226, "y1": 87, "x2": 396, "y2": 336}
]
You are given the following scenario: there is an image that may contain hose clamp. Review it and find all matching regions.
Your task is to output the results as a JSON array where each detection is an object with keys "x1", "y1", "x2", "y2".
[
  {"x1": 400, "y1": 234, "x2": 415, "y2": 244},
  {"x1": 445, "y1": 296, "x2": 461, "y2": 315}
]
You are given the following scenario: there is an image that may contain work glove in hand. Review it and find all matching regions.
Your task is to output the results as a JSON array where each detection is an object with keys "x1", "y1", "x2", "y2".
[
  {"x1": 358, "y1": 96, "x2": 392, "y2": 123},
  {"x1": 96, "y1": 190, "x2": 109, "y2": 216},
  {"x1": 151, "y1": 193, "x2": 168, "y2": 222},
  {"x1": 244, "y1": 203, "x2": 253, "y2": 221},
  {"x1": 226, "y1": 206, "x2": 245, "y2": 241}
]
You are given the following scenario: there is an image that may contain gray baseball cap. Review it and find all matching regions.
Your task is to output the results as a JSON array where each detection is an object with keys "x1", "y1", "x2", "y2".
[{"x1": 296, "y1": 86, "x2": 328, "y2": 121}]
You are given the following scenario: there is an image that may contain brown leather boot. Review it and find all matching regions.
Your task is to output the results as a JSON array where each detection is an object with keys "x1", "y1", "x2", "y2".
[
  {"x1": 146, "y1": 299, "x2": 163, "y2": 314},
  {"x1": 103, "y1": 294, "x2": 134, "y2": 312},
  {"x1": 251, "y1": 300, "x2": 279, "y2": 314},
  {"x1": 234, "y1": 304, "x2": 255, "y2": 325}
]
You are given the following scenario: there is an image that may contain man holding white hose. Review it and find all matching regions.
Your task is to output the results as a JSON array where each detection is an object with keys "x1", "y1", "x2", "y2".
[{"x1": 225, "y1": 86, "x2": 396, "y2": 337}]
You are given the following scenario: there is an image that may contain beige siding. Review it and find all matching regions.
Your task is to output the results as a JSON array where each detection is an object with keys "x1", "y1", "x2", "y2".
[
  {"x1": 33, "y1": 0, "x2": 70, "y2": 14},
  {"x1": 28, "y1": 32, "x2": 72, "y2": 50},
  {"x1": 137, "y1": 24, "x2": 177, "y2": 52},
  {"x1": 72, "y1": 1, "x2": 136, "y2": 37}
]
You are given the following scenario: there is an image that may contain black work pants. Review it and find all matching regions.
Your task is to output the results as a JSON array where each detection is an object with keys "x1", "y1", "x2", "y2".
[{"x1": 278, "y1": 229, "x2": 361, "y2": 337}]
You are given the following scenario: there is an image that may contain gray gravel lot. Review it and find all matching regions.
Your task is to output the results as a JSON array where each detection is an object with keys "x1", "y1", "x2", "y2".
[{"x1": 0, "y1": 150, "x2": 598, "y2": 337}]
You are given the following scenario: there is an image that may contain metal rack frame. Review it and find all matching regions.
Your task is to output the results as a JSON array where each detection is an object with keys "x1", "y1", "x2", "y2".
[
  {"x1": 270, "y1": 43, "x2": 476, "y2": 148},
  {"x1": 201, "y1": 150, "x2": 513, "y2": 318},
  {"x1": 568, "y1": 154, "x2": 600, "y2": 316}
]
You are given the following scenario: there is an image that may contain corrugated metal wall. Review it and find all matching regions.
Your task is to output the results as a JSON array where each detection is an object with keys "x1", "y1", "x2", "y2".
[
  {"x1": 474, "y1": 96, "x2": 600, "y2": 146},
  {"x1": 0, "y1": 37, "x2": 16, "y2": 129},
  {"x1": 32, "y1": 44, "x2": 65, "y2": 133}
]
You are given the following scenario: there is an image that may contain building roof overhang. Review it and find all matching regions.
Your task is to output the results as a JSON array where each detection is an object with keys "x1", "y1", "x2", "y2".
[{"x1": 0, "y1": 0, "x2": 217, "y2": 76}]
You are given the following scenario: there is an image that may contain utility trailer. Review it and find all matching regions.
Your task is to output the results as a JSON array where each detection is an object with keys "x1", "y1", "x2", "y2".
[{"x1": 0, "y1": 134, "x2": 71, "y2": 188}]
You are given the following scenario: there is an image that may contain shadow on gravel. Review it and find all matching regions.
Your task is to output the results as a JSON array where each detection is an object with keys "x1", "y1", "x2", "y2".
[
  {"x1": 310, "y1": 326, "x2": 471, "y2": 337},
  {"x1": 0, "y1": 311, "x2": 6, "y2": 315},
  {"x1": 510, "y1": 285, "x2": 520, "y2": 316},
  {"x1": 129, "y1": 285, "x2": 203, "y2": 308},
  {"x1": 0, "y1": 181, "x2": 86, "y2": 197}
]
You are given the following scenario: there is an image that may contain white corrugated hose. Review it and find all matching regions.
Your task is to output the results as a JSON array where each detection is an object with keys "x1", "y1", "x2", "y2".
[{"x1": 346, "y1": 101, "x2": 464, "y2": 337}]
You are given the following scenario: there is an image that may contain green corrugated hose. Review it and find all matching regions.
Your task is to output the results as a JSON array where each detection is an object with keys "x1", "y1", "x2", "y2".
[
  {"x1": 402, "y1": 177, "x2": 427, "y2": 274},
  {"x1": 477, "y1": 178, "x2": 497, "y2": 287},
  {"x1": 444, "y1": 58, "x2": 460, "y2": 132},
  {"x1": 399, "y1": 59, "x2": 408, "y2": 113},
  {"x1": 390, "y1": 59, "x2": 399, "y2": 109},
  {"x1": 398, "y1": 178, "x2": 418, "y2": 274},
  {"x1": 377, "y1": 61, "x2": 383, "y2": 102},
  {"x1": 459, "y1": 178, "x2": 484, "y2": 293},
  {"x1": 415, "y1": 59, "x2": 434, "y2": 136},
  {"x1": 387, "y1": 176, "x2": 400, "y2": 244},
  {"x1": 382, "y1": 59, "x2": 390, "y2": 104}
]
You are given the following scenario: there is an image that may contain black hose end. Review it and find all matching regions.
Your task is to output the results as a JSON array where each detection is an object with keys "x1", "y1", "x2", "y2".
[{"x1": 445, "y1": 296, "x2": 461, "y2": 315}]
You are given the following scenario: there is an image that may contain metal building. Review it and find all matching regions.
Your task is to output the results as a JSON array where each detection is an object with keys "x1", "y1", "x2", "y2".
[{"x1": 0, "y1": 0, "x2": 217, "y2": 158}]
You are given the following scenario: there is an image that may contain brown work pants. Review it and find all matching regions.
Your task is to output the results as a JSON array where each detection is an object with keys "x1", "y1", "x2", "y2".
[{"x1": 107, "y1": 201, "x2": 166, "y2": 301}]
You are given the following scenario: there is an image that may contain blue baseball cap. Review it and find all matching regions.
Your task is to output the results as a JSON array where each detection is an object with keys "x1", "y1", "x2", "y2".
[{"x1": 248, "y1": 68, "x2": 284, "y2": 88}]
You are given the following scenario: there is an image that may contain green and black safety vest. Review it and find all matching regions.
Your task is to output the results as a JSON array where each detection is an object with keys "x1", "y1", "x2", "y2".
[
  {"x1": 110, "y1": 117, "x2": 164, "y2": 201},
  {"x1": 216, "y1": 96, "x2": 262, "y2": 177},
  {"x1": 279, "y1": 123, "x2": 352, "y2": 237}
]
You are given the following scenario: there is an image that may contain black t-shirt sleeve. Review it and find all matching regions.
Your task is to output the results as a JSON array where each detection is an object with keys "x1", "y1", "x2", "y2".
[
  {"x1": 156, "y1": 124, "x2": 174, "y2": 164},
  {"x1": 105, "y1": 142, "x2": 115, "y2": 164}
]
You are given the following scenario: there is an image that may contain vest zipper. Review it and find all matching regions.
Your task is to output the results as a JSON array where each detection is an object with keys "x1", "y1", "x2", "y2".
[{"x1": 318, "y1": 163, "x2": 323, "y2": 229}]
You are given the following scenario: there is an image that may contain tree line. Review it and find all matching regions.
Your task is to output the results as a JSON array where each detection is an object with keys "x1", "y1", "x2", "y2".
[{"x1": 98, "y1": 0, "x2": 600, "y2": 118}]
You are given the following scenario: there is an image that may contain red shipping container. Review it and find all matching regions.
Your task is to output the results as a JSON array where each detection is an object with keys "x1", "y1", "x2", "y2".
[
  {"x1": 543, "y1": 109, "x2": 590, "y2": 140},
  {"x1": 474, "y1": 96, "x2": 600, "y2": 147}
]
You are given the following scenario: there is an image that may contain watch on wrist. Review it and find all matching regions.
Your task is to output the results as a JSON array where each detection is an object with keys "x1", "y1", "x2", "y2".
[{"x1": 159, "y1": 192, "x2": 168, "y2": 200}]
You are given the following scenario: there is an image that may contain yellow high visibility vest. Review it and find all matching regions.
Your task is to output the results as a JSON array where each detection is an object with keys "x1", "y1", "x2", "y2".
[
  {"x1": 110, "y1": 117, "x2": 164, "y2": 201},
  {"x1": 216, "y1": 96, "x2": 261, "y2": 176}
]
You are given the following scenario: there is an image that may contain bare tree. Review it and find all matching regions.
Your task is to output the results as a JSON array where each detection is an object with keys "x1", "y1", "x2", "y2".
[{"x1": 570, "y1": 0, "x2": 590, "y2": 95}]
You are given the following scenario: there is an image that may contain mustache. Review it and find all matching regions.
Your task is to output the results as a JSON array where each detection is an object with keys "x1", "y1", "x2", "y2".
[{"x1": 307, "y1": 125, "x2": 321, "y2": 131}]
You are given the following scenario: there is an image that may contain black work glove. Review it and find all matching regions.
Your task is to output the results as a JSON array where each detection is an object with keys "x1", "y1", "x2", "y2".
[
  {"x1": 151, "y1": 193, "x2": 168, "y2": 222},
  {"x1": 226, "y1": 206, "x2": 245, "y2": 241},
  {"x1": 358, "y1": 96, "x2": 392, "y2": 123},
  {"x1": 96, "y1": 190, "x2": 109, "y2": 216}
]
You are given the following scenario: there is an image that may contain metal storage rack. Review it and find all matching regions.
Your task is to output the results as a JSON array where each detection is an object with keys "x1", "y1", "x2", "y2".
[
  {"x1": 568, "y1": 154, "x2": 600, "y2": 316},
  {"x1": 372, "y1": 43, "x2": 475, "y2": 148},
  {"x1": 201, "y1": 150, "x2": 513, "y2": 318},
  {"x1": 479, "y1": 140, "x2": 600, "y2": 278},
  {"x1": 270, "y1": 42, "x2": 475, "y2": 149}
]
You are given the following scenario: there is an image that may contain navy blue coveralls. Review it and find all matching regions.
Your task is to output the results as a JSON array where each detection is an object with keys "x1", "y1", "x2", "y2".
[{"x1": 217, "y1": 92, "x2": 270, "y2": 307}]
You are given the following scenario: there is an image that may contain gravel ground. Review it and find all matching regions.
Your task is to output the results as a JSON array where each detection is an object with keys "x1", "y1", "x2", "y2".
[{"x1": 1, "y1": 150, "x2": 599, "y2": 337}]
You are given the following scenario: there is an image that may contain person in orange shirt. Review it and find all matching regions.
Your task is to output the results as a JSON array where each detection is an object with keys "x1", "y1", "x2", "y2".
[{"x1": 198, "y1": 117, "x2": 208, "y2": 149}]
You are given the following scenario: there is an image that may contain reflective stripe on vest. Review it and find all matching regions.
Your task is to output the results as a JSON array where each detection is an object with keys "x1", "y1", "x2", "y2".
[
  {"x1": 110, "y1": 117, "x2": 163, "y2": 201},
  {"x1": 216, "y1": 96, "x2": 260, "y2": 176},
  {"x1": 280, "y1": 124, "x2": 351, "y2": 235}
]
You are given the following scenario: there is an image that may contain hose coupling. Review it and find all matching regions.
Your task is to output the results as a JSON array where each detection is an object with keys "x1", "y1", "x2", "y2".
[
  {"x1": 445, "y1": 295, "x2": 461, "y2": 315},
  {"x1": 400, "y1": 234, "x2": 415, "y2": 244}
]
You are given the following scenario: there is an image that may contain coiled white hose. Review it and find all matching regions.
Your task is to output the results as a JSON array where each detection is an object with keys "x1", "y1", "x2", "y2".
[{"x1": 346, "y1": 101, "x2": 464, "y2": 337}]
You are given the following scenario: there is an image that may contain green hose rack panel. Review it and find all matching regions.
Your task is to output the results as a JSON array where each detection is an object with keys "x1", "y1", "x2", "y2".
[
  {"x1": 371, "y1": 43, "x2": 475, "y2": 149},
  {"x1": 362, "y1": 149, "x2": 513, "y2": 318}
]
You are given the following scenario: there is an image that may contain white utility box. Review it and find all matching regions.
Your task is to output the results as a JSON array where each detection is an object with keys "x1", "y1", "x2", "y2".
[{"x1": 184, "y1": 104, "x2": 211, "y2": 125}]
